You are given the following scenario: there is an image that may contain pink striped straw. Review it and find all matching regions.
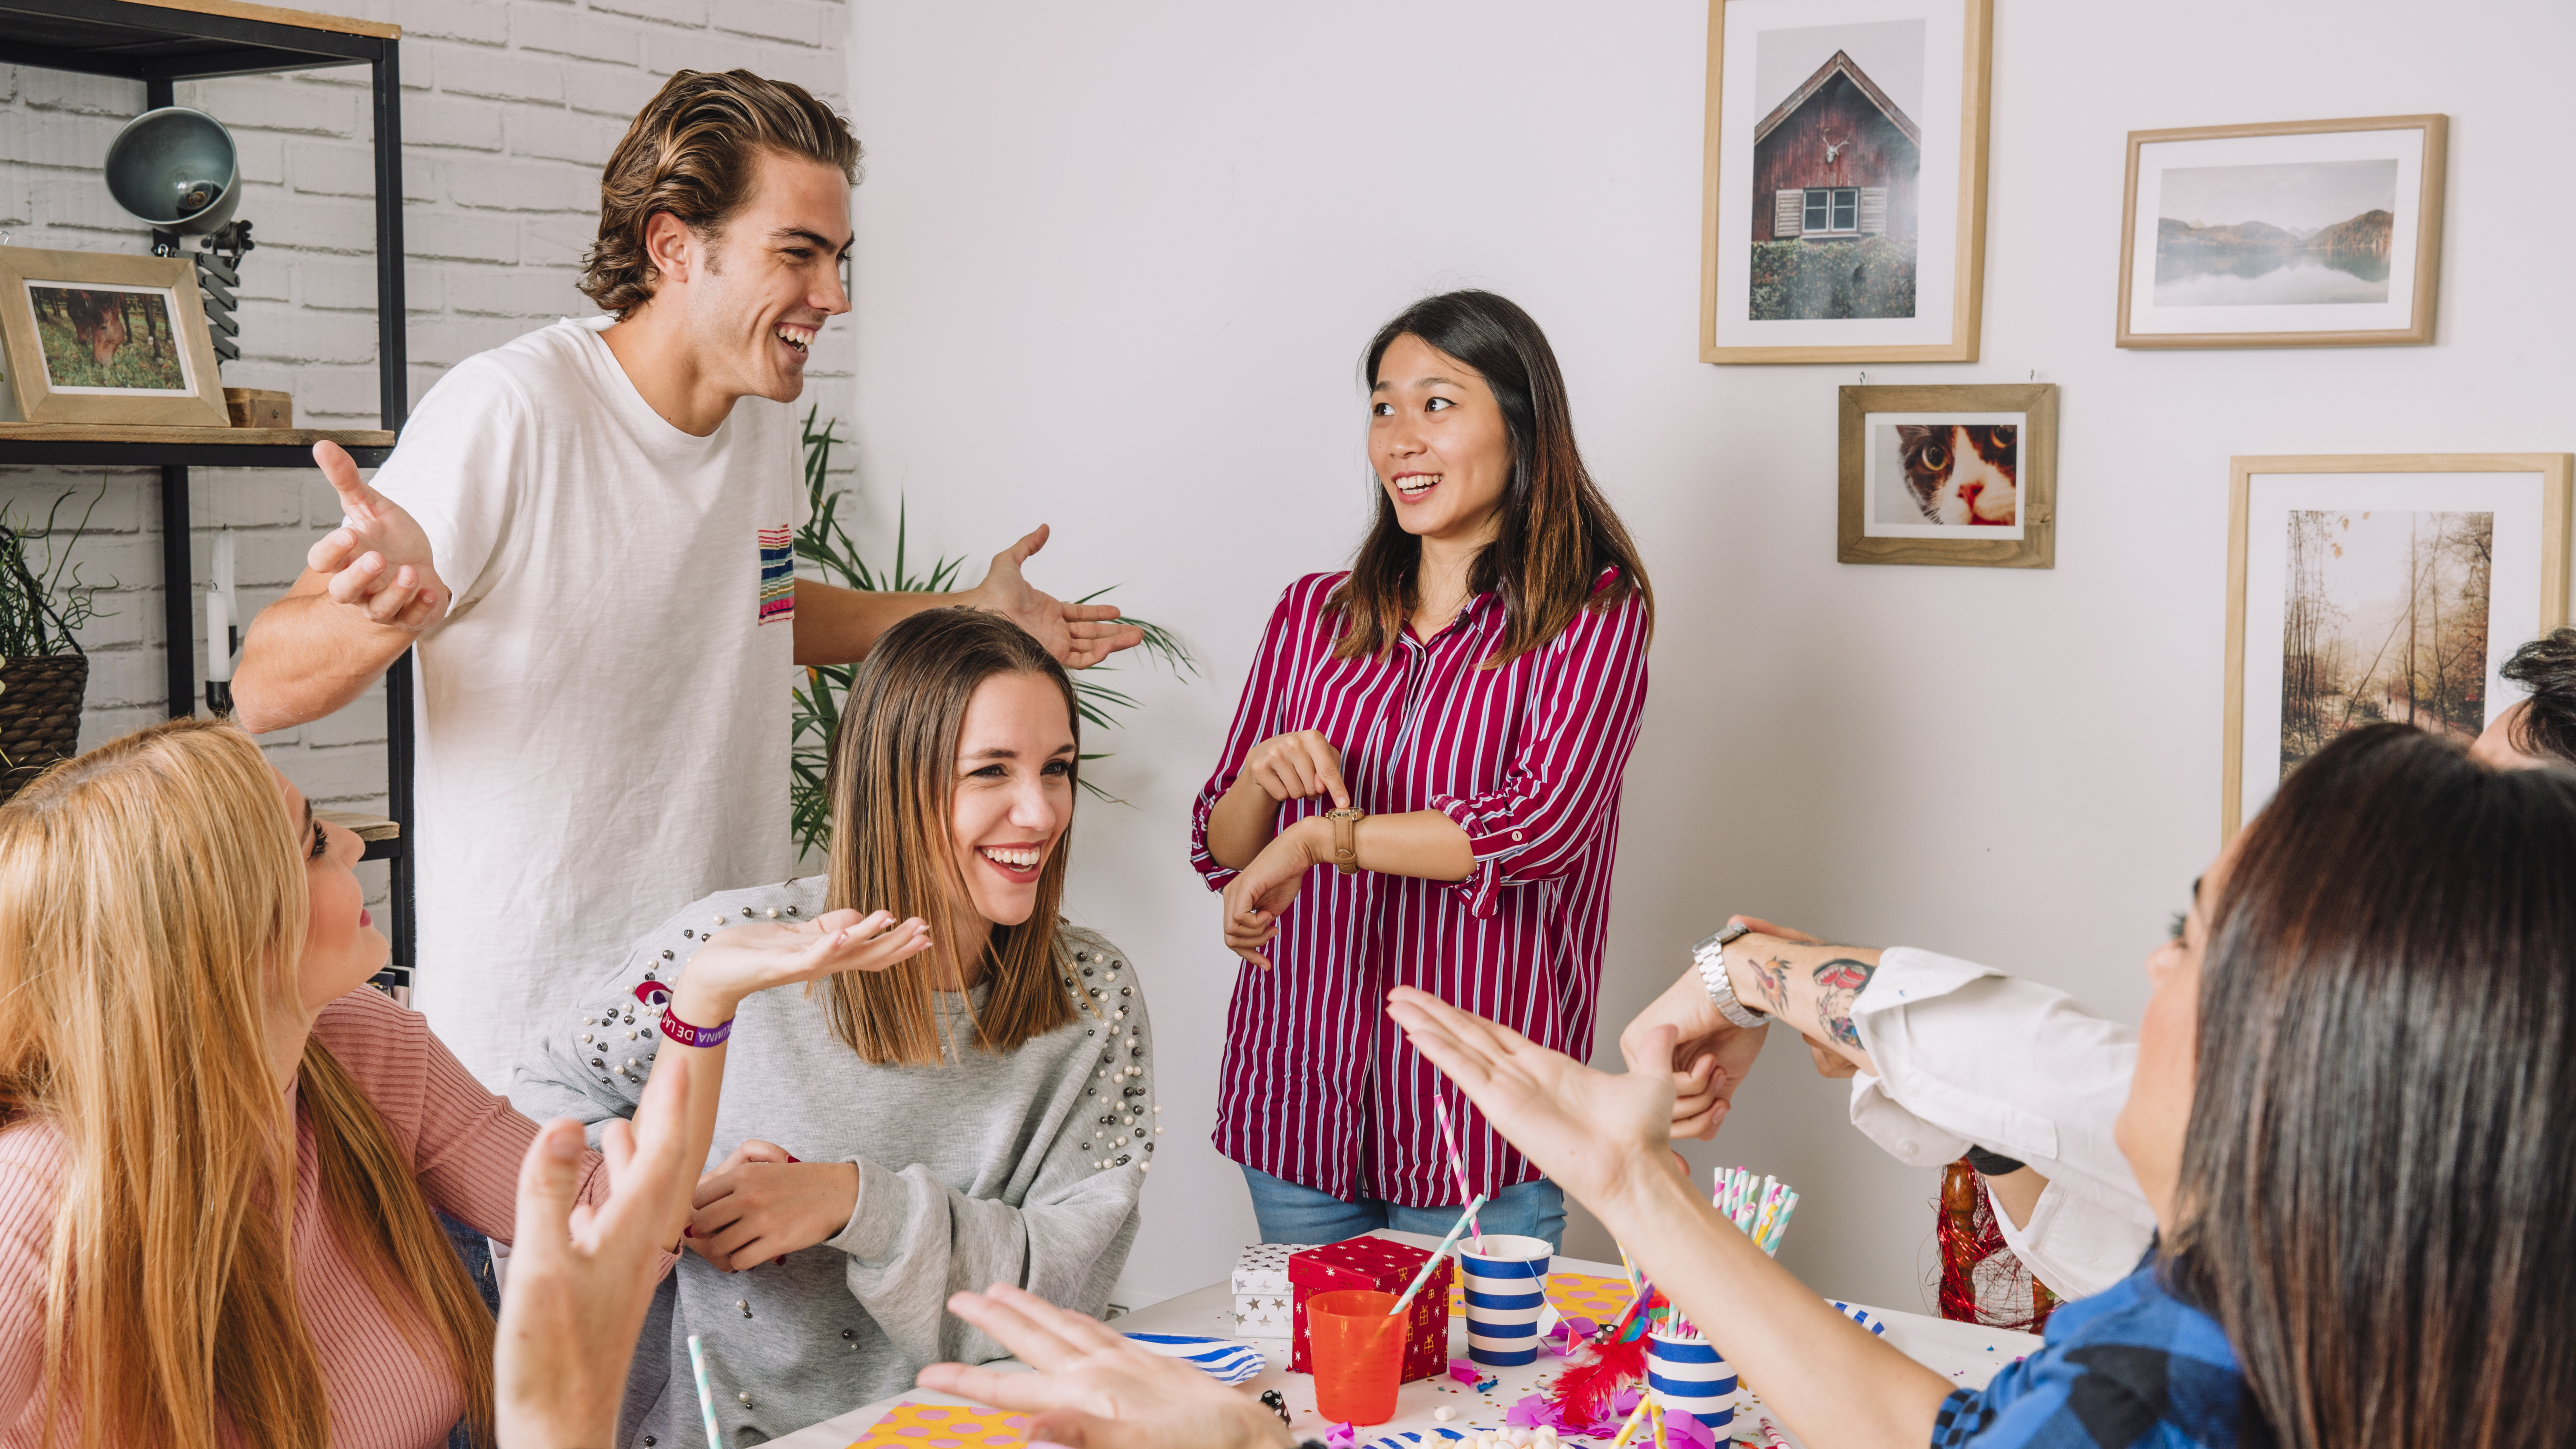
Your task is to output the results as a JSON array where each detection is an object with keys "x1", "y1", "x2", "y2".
[{"x1": 1432, "y1": 1097, "x2": 1486, "y2": 1252}]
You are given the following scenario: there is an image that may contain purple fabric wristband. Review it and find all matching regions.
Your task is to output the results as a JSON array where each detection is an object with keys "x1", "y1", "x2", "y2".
[{"x1": 656, "y1": 1009, "x2": 732, "y2": 1048}]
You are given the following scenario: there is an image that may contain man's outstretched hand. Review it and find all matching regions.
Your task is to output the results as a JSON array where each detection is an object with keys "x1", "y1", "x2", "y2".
[
  {"x1": 964, "y1": 525, "x2": 1145, "y2": 668},
  {"x1": 307, "y1": 440, "x2": 449, "y2": 633}
]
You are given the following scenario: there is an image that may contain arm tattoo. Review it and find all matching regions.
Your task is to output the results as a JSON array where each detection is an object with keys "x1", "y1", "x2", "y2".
[
  {"x1": 1812, "y1": 958, "x2": 1876, "y2": 1049},
  {"x1": 1752, "y1": 956, "x2": 1795, "y2": 1017}
]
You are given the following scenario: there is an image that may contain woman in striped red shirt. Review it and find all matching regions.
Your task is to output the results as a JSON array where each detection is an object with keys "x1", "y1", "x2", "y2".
[{"x1": 1190, "y1": 290, "x2": 1653, "y2": 1249}]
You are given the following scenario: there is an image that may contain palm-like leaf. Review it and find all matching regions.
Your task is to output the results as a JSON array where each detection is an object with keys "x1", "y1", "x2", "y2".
[{"x1": 788, "y1": 410, "x2": 1191, "y2": 854}]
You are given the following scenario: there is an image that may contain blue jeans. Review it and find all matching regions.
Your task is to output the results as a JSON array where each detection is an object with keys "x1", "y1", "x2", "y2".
[{"x1": 1241, "y1": 1165, "x2": 1566, "y2": 1254}]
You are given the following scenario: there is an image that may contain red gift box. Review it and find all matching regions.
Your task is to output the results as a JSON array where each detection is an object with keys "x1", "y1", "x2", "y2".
[{"x1": 1289, "y1": 1236, "x2": 1453, "y2": 1383}]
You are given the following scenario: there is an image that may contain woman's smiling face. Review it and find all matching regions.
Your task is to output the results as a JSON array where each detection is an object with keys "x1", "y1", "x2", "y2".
[
  {"x1": 948, "y1": 670, "x2": 1077, "y2": 928},
  {"x1": 1368, "y1": 332, "x2": 1513, "y2": 549}
]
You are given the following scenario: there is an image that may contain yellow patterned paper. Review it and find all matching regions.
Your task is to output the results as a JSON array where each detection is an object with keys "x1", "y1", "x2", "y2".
[
  {"x1": 1447, "y1": 1269, "x2": 1637, "y2": 1323},
  {"x1": 843, "y1": 1399, "x2": 1028, "y2": 1448}
]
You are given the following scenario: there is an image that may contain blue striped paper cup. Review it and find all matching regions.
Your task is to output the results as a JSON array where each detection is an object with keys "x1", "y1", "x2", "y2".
[
  {"x1": 1457, "y1": 1233, "x2": 1551, "y2": 1367},
  {"x1": 1647, "y1": 1328, "x2": 1738, "y2": 1432}
]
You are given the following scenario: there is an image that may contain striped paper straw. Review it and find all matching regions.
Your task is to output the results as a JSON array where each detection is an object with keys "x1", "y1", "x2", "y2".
[
  {"x1": 1432, "y1": 1097, "x2": 1485, "y2": 1253},
  {"x1": 687, "y1": 1333, "x2": 726, "y2": 1449}
]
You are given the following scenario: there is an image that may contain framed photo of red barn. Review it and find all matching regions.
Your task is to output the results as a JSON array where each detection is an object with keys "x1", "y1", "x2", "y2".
[{"x1": 1699, "y1": 0, "x2": 1993, "y2": 364}]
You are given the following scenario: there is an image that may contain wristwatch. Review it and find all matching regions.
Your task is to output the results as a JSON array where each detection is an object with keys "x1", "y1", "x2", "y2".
[
  {"x1": 1690, "y1": 923, "x2": 1770, "y2": 1030},
  {"x1": 1325, "y1": 807, "x2": 1366, "y2": 874}
]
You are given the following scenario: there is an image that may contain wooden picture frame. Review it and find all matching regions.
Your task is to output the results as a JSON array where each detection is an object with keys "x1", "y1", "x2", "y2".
[
  {"x1": 0, "y1": 246, "x2": 229, "y2": 427},
  {"x1": 1699, "y1": 0, "x2": 1992, "y2": 364},
  {"x1": 2118, "y1": 115, "x2": 2446, "y2": 349},
  {"x1": 1837, "y1": 382, "x2": 2054, "y2": 568},
  {"x1": 2221, "y1": 453, "x2": 2571, "y2": 839}
]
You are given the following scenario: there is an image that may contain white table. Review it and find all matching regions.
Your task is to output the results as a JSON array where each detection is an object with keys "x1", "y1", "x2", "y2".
[{"x1": 773, "y1": 1232, "x2": 2041, "y2": 1447}]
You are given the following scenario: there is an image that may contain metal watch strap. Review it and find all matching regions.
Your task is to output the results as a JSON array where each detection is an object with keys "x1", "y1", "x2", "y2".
[
  {"x1": 1326, "y1": 807, "x2": 1365, "y2": 874},
  {"x1": 1691, "y1": 923, "x2": 1769, "y2": 1030}
]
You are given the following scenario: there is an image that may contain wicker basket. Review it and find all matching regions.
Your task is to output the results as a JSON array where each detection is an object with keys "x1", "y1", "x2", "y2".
[{"x1": 0, "y1": 654, "x2": 88, "y2": 805}]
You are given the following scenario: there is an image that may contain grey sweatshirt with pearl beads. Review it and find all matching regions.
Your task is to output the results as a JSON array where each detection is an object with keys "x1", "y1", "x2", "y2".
[{"x1": 510, "y1": 876, "x2": 1157, "y2": 1449}]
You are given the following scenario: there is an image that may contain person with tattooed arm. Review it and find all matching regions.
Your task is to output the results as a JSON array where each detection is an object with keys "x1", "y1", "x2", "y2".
[
  {"x1": 1628, "y1": 630, "x2": 2576, "y2": 1306},
  {"x1": 1626, "y1": 919, "x2": 2153, "y2": 1302}
]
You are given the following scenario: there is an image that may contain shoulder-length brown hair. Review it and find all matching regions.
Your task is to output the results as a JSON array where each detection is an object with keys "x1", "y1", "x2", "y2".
[
  {"x1": 0, "y1": 718, "x2": 492, "y2": 1449},
  {"x1": 1330, "y1": 290, "x2": 1653, "y2": 667},
  {"x1": 2168, "y1": 723, "x2": 2575, "y2": 1448},
  {"x1": 819, "y1": 607, "x2": 1087, "y2": 1065}
]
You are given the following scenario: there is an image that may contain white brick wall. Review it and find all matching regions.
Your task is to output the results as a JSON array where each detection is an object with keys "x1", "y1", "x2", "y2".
[{"x1": 0, "y1": 1, "x2": 855, "y2": 901}]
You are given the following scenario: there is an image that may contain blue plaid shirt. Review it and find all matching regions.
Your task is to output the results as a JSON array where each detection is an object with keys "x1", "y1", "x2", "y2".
[{"x1": 1931, "y1": 1254, "x2": 2266, "y2": 1449}]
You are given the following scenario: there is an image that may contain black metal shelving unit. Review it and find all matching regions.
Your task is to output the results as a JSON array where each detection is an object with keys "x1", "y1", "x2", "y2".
[{"x1": 0, "y1": 0, "x2": 415, "y2": 990}]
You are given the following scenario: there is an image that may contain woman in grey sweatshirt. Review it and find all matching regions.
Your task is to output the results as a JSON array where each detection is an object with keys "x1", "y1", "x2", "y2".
[{"x1": 512, "y1": 609, "x2": 1159, "y2": 1448}]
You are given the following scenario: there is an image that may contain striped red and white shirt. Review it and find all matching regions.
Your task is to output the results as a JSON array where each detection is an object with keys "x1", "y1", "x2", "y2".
[{"x1": 1189, "y1": 570, "x2": 1650, "y2": 1207}]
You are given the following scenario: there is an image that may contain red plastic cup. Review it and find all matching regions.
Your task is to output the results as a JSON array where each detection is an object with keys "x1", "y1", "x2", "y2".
[{"x1": 1306, "y1": 1288, "x2": 1406, "y2": 1425}]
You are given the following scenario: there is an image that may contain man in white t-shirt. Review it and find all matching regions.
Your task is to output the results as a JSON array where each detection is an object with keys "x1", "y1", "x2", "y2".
[{"x1": 232, "y1": 71, "x2": 1141, "y2": 1089}]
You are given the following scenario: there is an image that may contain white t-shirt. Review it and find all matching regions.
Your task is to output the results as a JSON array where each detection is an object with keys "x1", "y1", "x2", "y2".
[
  {"x1": 372, "y1": 316, "x2": 800, "y2": 1088},
  {"x1": 1844, "y1": 948, "x2": 2158, "y2": 1301}
]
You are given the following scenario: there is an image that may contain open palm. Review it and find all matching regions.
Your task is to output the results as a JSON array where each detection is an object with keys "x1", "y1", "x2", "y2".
[
  {"x1": 965, "y1": 525, "x2": 1146, "y2": 668},
  {"x1": 1386, "y1": 985, "x2": 1682, "y2": 1210}
]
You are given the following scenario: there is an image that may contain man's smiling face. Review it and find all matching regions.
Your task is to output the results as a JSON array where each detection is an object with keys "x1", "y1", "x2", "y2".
[{"x1": 679, "y1": 148, "x2": 852, "y2": 406}]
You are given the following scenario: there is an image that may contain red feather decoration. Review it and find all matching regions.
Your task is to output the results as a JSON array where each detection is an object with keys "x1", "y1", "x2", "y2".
[{"x1": 1547, "y1": 1335, "x2": 1649, "y2": 1424}]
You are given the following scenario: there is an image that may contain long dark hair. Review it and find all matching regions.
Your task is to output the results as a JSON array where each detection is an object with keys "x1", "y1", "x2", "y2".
[
  {"x1": 818, "y1": 607, "x2": 1085, "y2": 1064},
  {"x1": 2169, "y1": 724, "x2": 2574, "y2": 1447},
  {"x1": 1330, "y1": 290, "x2": 1652, "y2": 667}
]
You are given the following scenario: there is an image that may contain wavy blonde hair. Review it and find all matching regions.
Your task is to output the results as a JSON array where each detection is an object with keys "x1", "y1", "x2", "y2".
[{"x1": 0, "y1": 717, "x2": 492, "y2": 1449}]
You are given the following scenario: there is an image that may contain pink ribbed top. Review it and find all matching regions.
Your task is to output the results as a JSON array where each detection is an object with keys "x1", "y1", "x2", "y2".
[{"x1": 0, "y1": 985, "x2": 613, "y2": 1449}]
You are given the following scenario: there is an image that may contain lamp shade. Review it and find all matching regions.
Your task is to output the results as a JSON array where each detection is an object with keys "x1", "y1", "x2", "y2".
[{"x1": 103, "y1": 106, "x2": 241, "y2": 235}]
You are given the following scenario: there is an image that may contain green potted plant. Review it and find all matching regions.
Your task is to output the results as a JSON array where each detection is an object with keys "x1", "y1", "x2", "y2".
[
  {"x1": 789, "y1": 410, "x2": 1192, "y2": 855},
  {"x1": 0, "y1": 489, "x2": 110, "y2": 803}
]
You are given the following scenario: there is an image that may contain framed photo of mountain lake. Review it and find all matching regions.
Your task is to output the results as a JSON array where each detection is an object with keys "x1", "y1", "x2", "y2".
[
  {"x1": 2119, "y1": 116, "x2": 2446, "y2": 349},
  {"x1": 1836, "y1": 382, "x2": 2055, "y2": 568},
  {"x1": 0, "y1": 246, "x2": 228, "y2": 426},
  {"x1": 2222, "y1": 454, "x2": 2571, "y2": 840},
  {"x1": 1698, "y1": 0, "x2": 1993, "y2": 364}
]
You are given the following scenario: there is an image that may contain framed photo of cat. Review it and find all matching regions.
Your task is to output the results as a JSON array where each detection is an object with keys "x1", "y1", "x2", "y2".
[
  {"x1": 1699, "y1": 0, "x2": 1994, "y2": 364},
  {"x1": 2222, "y1": 453, "x2": 2573, "y2": 839},
  {"x1": 1837, "y1": 382, "x2": 2054, "y2": 567},
  {"x1": 2117, "y1": 115, "x2": 2448, "y2": 349}
]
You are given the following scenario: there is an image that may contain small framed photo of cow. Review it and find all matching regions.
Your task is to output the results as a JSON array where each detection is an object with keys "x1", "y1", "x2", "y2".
[
  {"x1": 2118, "y1": 116, "x2": 2447, "y2": 349},
  {"x1": 1837, "y1": 382, "x2": 2054, "y2": 568},
  {"x1": 1699, "y1": 0, "x2": 1993, "y2": 364},
  {"x1": 0, "y1": 246, "x2": 229, "y2": 427}
]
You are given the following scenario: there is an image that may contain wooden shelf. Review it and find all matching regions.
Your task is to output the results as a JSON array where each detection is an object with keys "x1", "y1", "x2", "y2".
[
  {"x1": 319, "y1": 809, "x2": 402, "y2": 863},
  {"x1": 116, "y1": 0, "x2": 397, "y2": 40},
  {"x1": 0, "y1": 423, "x2": 392, "y2": 446},
  {"x1": 0, "y1": 0, "x2": 395, "y2": 80},
  {"x1": 0, "y1": 423, "x2": 393, "y2": 467}
]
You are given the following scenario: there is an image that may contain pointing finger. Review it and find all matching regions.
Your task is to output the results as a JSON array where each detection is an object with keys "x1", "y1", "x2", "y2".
[{"x1": 312, "y1": 440, "x2": 378, "y2": 516}]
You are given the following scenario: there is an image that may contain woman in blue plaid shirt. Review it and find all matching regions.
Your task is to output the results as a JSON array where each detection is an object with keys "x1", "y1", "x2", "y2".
[{"x1": 1385, "y1": 722, "x2": 2573, "y2": 1449}]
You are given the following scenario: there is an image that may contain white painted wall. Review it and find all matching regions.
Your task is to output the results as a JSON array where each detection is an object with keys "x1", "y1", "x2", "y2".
[{"x1": 844, "y1": 0, "x2": 2576, "y2": 1312}]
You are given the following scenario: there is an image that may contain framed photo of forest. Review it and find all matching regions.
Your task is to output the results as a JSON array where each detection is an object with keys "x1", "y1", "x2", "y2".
[
  {"x1": 1698, "y1": 0, "x2": 1993, "y2": 364},
  {"x1": 2223, "y1": 454, "x2": 2573, "y2": 838},
  {"x1": 0, "y1": 246, "x2": 228, "y2": 426}
]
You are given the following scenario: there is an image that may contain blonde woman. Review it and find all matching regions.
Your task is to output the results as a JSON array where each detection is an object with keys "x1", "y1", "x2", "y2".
[
  {"x1": 516, "y1": 607, "x2": 1158, "y2": 1444},
  {"x1": 0, "y1": 717, "x2": 923, "y2": 1449}
]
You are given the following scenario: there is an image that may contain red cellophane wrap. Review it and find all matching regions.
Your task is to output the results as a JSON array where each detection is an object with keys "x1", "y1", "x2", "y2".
[
  {"x1": 1289, "y1": 1238, "x2": 1452, "y2": 1383},
  {"x1": 1936, "y1": 1158, "x2": 2059, "y2": 1334}
]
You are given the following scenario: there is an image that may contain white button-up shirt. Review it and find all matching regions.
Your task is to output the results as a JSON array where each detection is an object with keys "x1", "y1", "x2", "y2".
[{"x1": 1845, "y1": 948, "x2": 2157, "y2": 1300}]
